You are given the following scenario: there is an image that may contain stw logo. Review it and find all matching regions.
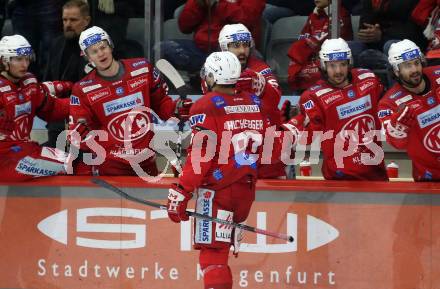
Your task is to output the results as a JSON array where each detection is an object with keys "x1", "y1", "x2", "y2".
[
  {"x1": 423, "y1": 123, "x2": 440, "y2": 153},
  {"x1": 340, "y1": 114, "x2": 376, "y2": 145},
  {"x1": 37, "y1": 208, "x2": 339, "y2": 252}
]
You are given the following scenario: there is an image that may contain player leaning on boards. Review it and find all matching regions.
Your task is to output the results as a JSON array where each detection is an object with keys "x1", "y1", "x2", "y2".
[
  {"x1": 217, "y1": 23, "x2": 286, "y2": 178},
  {"x1": 282, "y1": 38, "x2": 388, "y2": 180},
  {"x1": 0, "y1": 35, "x2": 73, "y2": 181},
  {"x1": 68, "y1": 26, "x2": 192, "y2": 176},
  {"x1": 167, "y1": 51, "x2": 275, "y2": 289},
  {"x1": 378, "y1": 39, "x2": 440, "y2": 181}
]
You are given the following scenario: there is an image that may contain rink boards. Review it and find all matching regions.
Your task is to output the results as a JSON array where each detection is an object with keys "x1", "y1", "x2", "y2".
[{"x1": 0, "y1": 176, "x2": 439, "y2": 289}]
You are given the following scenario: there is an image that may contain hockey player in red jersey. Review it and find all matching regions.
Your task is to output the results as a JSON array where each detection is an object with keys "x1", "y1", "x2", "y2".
[
  {"x1": 218, "y1": 23, "x2": 285, "y2": 178},
  {"x1": 167, "y1": 51, "x2": 269, "y2": 289},
  {"x1": 379, "y1": 39, "x2": 440, "y2": 181},
  {"x1": 283, "y1": 38, "x2": 388, "y2": 180},
  {"x1": 69, "y1": 26, "x2": 192, "y2": 176},
  {"x1": 0, "y1": 35, "x2": 73, "y2": 181}
]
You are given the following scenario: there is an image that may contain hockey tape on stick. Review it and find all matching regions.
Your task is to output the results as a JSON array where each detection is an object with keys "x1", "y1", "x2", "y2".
[
  {"x1": 156, "y1": 58, "x2": 186, "y2": 100},
  {"x1": 92, "y1": 178, "x2": 294, "y2": 243}
]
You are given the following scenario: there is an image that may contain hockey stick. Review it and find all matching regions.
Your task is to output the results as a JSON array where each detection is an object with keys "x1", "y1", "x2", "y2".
[
  {"x1": 92, "y1": 178, "x2": 294, "y2": 243},
  {"x1": 155, "y1": 59, "x2": 187, "y2": 177}
]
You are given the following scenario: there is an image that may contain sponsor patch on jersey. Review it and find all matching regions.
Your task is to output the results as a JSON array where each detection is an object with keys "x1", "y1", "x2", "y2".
[
  {"x1": 132, "y1": 60, "x2": 147, "y2": 68},
  {"x1": 212, "y1": 169, "x2": 223, "y2": 181},
  {"x1": 131, "y1": 67, "x2": 149, "y2": 77},
  {"x1": 79, "y1": 79, "x2": 93, "y2": 86},
  {"x1": 389, "y1": 90, "x2": 402, "y2": 99},
  {"x1": 303, "y1": 99, "x2": 315, "y2": 110},
  {"x1": 189, "y1": 113, "x2": 206, "y2": 127},
  {"x1": 336, "y1": 95, "x2": 372, "y2": 119},
  {"x1": 359, "y1": 80, "x2": 374, "y2": 92},
  {"x1": 15, "y1": 156, "x2": 64, "y2": 177},
  {"x1": 103, "y1": 92, "x2": 144, "y2": 116},
  {"x1": 224, "y1": 105, "x2": 260, "y2": 114},
  {"x1": 322, "y1": 92, "x2": 343, "y2": 106},
  {"x1": 417, "y1": 104, "x2": 440, "y2": 128},
  {"x1": 116, "y1": 87, "x2": 125, "y2": 95},
  {"x1": 434, "y1": 69, "x2": 440, "y2": 75},
  {"x1": 23, "y1": 77, "x2": 37, "y2": 86},
  {"x1": 224, "y1": 119, "x2": 264, "y2": 130},
  {"x1": 347, "y1": 89, "x2": 356, "y2": 98},
  {"x1": 259, "y1": 67, "x2": 272, "y2": 75},
  {"x1": 215, "y1": 210, "x2": 234, "y2": 242},
  {"x1": 195, "y1": 188, "x2": 215, "y2": 244},
  {"x1": 82, "y1": 83, "x2": 102, "y2": 93},
  {"x1": 395, "y1": 94, "x2": 413, "y2": 106},
  {"x1": 15, "y1": 101, "x2": 31, "y2": 117},
  {"x1": 4, "y1": 92, "x2": 16, "y2": 103},
  {"x1": 315, "y1": 87, "x2": 333, "y2": 97},
  {"x1": 310, "y1": 84, "x2": 322, "y2": 91},
  {"x1": 427, "y1": 96, "x2": 436, "y2": 106},
  {"x1": 211, "y1": 95, "x2": 226, "y2": 108},
  {"x1": 70, "y1": 95, "x2": 80, "y2": 105},
  {"x1": 251, "y1": 94, "x2": 261, "y2": 106},
  {"x1": 378, "y1": 109, "x2": 392, "y2": 119},
  {"x1": 127, "y1": 76, "x2": 148, "y2": 91},
  {"x1": 0, "y1": 85, "x2": 11, "y2": 92},
  {"x1": 87, "y1": 87, "x2": 111, "y2": 103},
  {"x1": 358, "y1": 72, "x2": 375, "y2": 80}
]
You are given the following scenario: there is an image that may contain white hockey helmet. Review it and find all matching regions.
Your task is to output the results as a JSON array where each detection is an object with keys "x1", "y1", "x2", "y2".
[
  {"x1": 218, "y1": 23, "x2": 253, "y2": 51},
  {"x1": 388, "y1": 39, "x2": 424, "y2": 71},
  {"x1": 79, "y1": 26, "x2": 113, "y2": 54},
  {"x1": 319, "y1": 38, "x2": 353, "y2": 69},
  {"x1": 0, "y1": 35, "x2": 34, "y2": 63},
  {"x1": 201, "y1": 51, "x2": 241, "y2": 85}
]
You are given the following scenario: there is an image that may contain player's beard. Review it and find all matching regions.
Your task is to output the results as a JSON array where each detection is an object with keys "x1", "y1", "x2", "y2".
[
  {"x1": 328, "y1": 73, "x2": 348, "y2": 87},
  {"x1": 400, "y1": 71, "x2": 423, "y2": 88}
]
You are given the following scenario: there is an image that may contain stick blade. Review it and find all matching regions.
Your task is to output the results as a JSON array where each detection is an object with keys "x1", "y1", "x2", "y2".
[{"x1": 156, "y1": 59, "x2": 185, "y2": 89}]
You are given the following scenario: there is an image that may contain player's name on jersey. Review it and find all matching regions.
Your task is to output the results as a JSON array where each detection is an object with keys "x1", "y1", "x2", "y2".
[
  {"x1": 223, "y1": 105, "x2": 260, "y2": 114},
  {"x1": 223, "y1": 119, "x2": 264, "y2": 130}
]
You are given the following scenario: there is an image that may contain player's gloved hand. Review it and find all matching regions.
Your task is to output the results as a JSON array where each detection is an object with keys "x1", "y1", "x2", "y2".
[
  {"x1": 387, "y1": 105, "x2": 417, "y2": 138},
  {"x1": 174, "y1": 98, "x2": 193, "y2": 121},
  {"x1": 167, "y1": 183, "x2": 192, "y2": 223},
  {"x1": 236, "y1": 69, "x2": 266, "y2": 96},
  {"x1": 41, "y1": 81, "x2": 74, "y2": 98},
  {"x1": 67, "y1": 119, "x2": 91, "y2": 147},
  {"x1": 305, "y1": 31, "x2": 328, "y2": 49}
]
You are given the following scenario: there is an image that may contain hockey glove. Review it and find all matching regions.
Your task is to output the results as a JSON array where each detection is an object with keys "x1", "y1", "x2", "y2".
[
  {"x1": 174, "y1": 98, "x2": 193, "y2": 122},
  {"x1": 67, "y1": 119, "x2": 91, "y2": 147},
  {"x1": 41, "y1": 81, "x2": 73, "y2": 98},
  {"x1": 305, "y1": 31, "x2": 328, "y2": 50},
  {"x1": 387, "y1": 105, "x2": 416, "y2": 138},
  {"x1": 236, "y1": 69, "x2": 266, "y2": 96},
  {"x1": 167, "y1": 183, "x2": 192, "y2": 223}
]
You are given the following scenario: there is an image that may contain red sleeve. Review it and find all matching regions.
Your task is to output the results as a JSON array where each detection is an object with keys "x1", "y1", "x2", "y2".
[
  {"x1": 148, "y1": 65, "x2": 176, "y2": 120},
  {"x1": 35, "y1": 86, "x2": 69, "y2": 122},
  {"x1": 178, "y1": 99, "x2": 217, "y2": 192},
  {"x1": 178, "y1": 0, "x2": 206, "y2": 34},
  {"x1": 411, "y1": 0, "x2": 437, "y2": 26},
  {"x1": 215, "y1": 0, "x2": 265, "y2": 32}
]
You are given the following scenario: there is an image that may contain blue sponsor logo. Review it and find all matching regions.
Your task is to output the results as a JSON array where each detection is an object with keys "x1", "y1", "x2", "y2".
[
  {"x1": 427, "y1": 96, "x2": 436, "y2": 106},
  {"x1": 189, "y1": 114, "x2": 206, "y2": 127},
  {"x1": 434, "y1": 70, "x2": 440, "y2": 75},
  {"x1": 260, "y1": 68, "x2": 272, "y2": 75},
  {"x1": 336, "y1": 95, "x2": 372, "y2": 119},
  {"x1": 82, "y1": 34, "x2": 102, "y2": 48},
  {"x1": 10, "y1": 145, "x2": 21, "y2": 153},
  {"x1": 423, "y1": 170, "x2": 433, "y2": 180},
  {"x1": 401, "y1": 49, "x2": 420, "y2": 61},
  {"x1": 310, "y1": 85, "x2": 322, "y2": 91},
  {"x1": 18, "y1": 94, "x2": 24, "y2": 101},
  {"x1": 378, "y1": 109, "x2": 392, "y2": 119},
  {"x1": 231, "y1": 32, "x2": 251, "y2": 42},
  {"x1": 328, "y1": 51, "x2": 349, "y2": 61},
  {"x1": 16, "y1": 47, "x2": 32, "y2": 56},
  {"x1": 103, "y1": 92, "x2": 144, "y2": 116},
  {"x1": 70, "y1": 95, "x2": 80, "y2": 105},
  {"x1": 417, "y1": 104, "x2": 440, "y2": 128},
  {"x1": 211, "y1": 95, "x2": 226, "y2": 108},
  {"x1": 116, "y1": 87, "x2": 124, "y2": 95},
  {"x1": 389, "y1": 91, "x2": 402, "y2": 99},
  {"x1": 251, "y1": 95, "x2": 261, "y2": 106},
  {"x1": 347, "y1": 90, "x2": 355, "y2": 98},
  {"x1": 213, "y1": 169, "x2": 223, "y2": 181},
  {"x1": 79, "y1": 79, "x2": 93, "y2": 86},
  {"x1": 132, "y1": 60, "x2": 146, "y2": 67},
  {"x1": 303, "y1": 99, "x2": 314, "y2": 110}
]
